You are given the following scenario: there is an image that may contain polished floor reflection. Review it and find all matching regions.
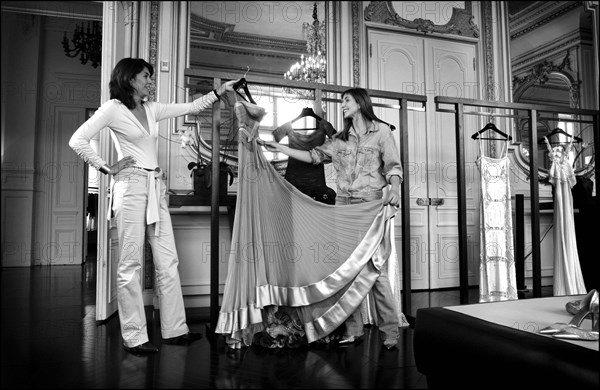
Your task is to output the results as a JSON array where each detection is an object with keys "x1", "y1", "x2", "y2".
[{"x1": 0, "y1": 262, "x2": 550, "y2": 389}]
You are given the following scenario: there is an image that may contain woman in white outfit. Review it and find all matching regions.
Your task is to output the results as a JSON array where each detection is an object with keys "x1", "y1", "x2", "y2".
[{"x1": 69, "y1": 57, "x2": 238, "y2": 354}]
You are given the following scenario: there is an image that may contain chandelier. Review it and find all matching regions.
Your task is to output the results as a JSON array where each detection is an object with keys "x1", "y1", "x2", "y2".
[
  {"x1": 284, "y1": 3, "x2": 326, "y2": 98},
  {"x1": 62, "y1": 21, "x2": 102, "y2": 68}
]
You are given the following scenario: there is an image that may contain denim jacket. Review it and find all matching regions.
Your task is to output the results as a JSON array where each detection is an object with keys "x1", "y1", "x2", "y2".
[{"x1": 309, "y1": 121, "x2": 403, "y2": 198}]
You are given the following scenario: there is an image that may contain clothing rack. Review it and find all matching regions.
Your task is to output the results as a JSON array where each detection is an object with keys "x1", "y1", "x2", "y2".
[
  {"x1": 184, "y1": 68, "x2": 427, "y2": 330},
  {"x1": 436, "y1": 96, "x2": 599, "y2": 302}
]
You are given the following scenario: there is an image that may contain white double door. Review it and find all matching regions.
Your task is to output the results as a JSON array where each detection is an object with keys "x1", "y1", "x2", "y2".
[{"x1": 369, "y1": 31, "x2": 481, "y2": 290}]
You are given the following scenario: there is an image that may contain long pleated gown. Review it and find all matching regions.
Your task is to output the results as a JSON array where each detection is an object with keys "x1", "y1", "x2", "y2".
[
  {"x1": 215, "y1": 100, "x2": 405, "y2": 348},
  {"x1": 544, "y1": 137, "x2": 587, "y2": 296}
]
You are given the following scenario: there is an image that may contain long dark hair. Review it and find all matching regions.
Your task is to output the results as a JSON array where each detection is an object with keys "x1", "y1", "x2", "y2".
[
  {"x1": 336, "y1": 88, "x2": 395, "y2": 141},
  {"x1": 109, "y1": 58, "x2": 154, "y2": 109}
]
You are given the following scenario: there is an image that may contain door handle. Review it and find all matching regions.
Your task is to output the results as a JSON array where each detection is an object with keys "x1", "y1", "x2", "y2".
[
  {"x1": 430, "y1": 198, "x2": 444, "y2": 206},
  {"x1": 417, "y1": 198, "x2": 428, "y2": 206},
  {"x1": 417, "y1": 198, "x2": 444, "y2": 206}
]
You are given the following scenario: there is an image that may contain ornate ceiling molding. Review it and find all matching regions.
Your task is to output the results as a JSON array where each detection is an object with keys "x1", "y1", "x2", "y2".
[
  {"x1": 513, "y1": 51, "x2": 574, "y2": 85},
  {"x1": 512, "y1": 31, "x2": 589, "y2": 71},
  {"x1": 513, "y1": 51, "x2": 580, "y2": 108},
  {"x1": 189, "y1": 13, "x2": 306, "y2": 55},
  {"x1": 364, "y1": 1, "x2": 479, "y2": 38},
  {"x1": 509, "y1": 1, "x2": 582, "y2": 40},
  {"x1": 0, "y1": 1, "x2": 102, "y2": 21}
]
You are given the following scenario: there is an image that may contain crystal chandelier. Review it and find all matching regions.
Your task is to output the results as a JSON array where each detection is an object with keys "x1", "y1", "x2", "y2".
[
  {"x1": 284, "y1": 3, "x2": 326, "y2": 96},
  {"x1": 62, "y1": 21, "x2": 102, "y2": 68}
]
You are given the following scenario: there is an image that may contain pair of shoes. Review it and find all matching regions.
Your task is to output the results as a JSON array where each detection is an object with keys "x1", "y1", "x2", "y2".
[
  {"x1": 124, "y1": 341, "x2": 158, "y2": 354},
  {"x1": 383, "y1": 338, "x2": 398, "y2": 350},
  {"x1": 338, "y1": 335, "x2": 356, "y2": 345},
  {"x1": 163, "y1": 332, "x2": 203, "y2": 345},
  {"x1": 554, "y1": 292, "x2": 599, "y2": 341},
  {"x1": 540, "y1": 290, "x2": 599, "y2": 336},
  {"x1": 565, "y1": 289, "x2": 598, "y2": 315}
]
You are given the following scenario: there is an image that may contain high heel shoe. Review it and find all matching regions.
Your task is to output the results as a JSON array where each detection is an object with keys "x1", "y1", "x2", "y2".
[
  {"x1": 552, "y1": 326, "x2": 599, "y2": 341},
  {"x1": 539, "y1": 290, "x2": 599, "y2": 335},
  {"x1": 553, "y1": 294, "x2": 599, "y2": 341},
  {"x1": 565, "y1": 289, "x2": 597, "y2": 315}
]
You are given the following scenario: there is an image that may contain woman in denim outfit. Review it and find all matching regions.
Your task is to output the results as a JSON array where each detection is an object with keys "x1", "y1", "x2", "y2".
[{"x1": 263, "y1": 88, "x2": 402, "y2": 349}]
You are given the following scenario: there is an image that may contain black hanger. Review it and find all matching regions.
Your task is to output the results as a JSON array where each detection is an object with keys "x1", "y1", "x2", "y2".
[
  {"x1": 292, "y1": 107, "x2": 322, "y2": 123},
  {"x1": 378, "y1": 120, "x2": 396, "y2": 131},
  {"x1": 471, "y1": 122, "x2": 512, "y2": 141},
  {"x1": 538, "y1": 127, "x2": 583, "y2": 145},
  {"x1": 232, "y1": 78, "x2": 256, "y2": 105}
]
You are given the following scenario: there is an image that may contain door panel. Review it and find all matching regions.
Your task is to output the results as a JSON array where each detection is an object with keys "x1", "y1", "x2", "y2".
[
  {"x1": 369, "y1": 30, "x2": 480, "y2": 290},
  {"x1": 96, "y1": 127, "x2": 119, "y2": 321},
  {"x1": 52, "y1": 107, "x2": 85, "y2": 265},
  {"x1": 426, "y1": 40, "x2": 479, "y2": 289},
  {"x1": 369, "y1": 31, "x2": 429, "y2": 289}
]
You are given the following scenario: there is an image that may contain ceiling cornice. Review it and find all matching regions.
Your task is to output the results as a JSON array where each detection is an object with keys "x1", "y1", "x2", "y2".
[
  {"x1": 509, "y1": 1, "x2": 583, "y2": 40},
  {"x1": 190, "y1": 12, "x2": 306, "y2": 55},
  {"x1": 0, "y1": 1, "x2": 102, "y2": 21}
]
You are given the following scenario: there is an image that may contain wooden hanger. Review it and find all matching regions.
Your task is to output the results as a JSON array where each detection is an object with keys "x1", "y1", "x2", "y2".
[
  {"x1": 538, "y1": 127, "x2": 583, "y2": 145},
  {"x1": 292, "y1": 107, "x2": 322, "y2": 123},
  {"x1": 232, "y1": 78, "x2": 256, "y2": 105},
  {"x1": 471, "y1": 122, "x2": 512, "y2": 141}
]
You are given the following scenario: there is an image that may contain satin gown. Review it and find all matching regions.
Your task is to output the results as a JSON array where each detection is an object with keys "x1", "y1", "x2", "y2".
[
  {"x1": 215, "y1": 100, "x2": 405, "y2": 348},
  {"x1": 544, "y1": 137, "x2": 587, "y2": 296}
]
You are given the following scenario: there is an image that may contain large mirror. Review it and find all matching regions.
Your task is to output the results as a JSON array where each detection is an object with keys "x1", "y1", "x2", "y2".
[
  {"x1": 170, "y1": 1, "x2": 328, "y2": 192},
  {"x1": 508, "y1": 1, "x2": 596, "y2": 176},
  {"x1": 513, "y1": 69, "x2": 586, "y2": 173}
]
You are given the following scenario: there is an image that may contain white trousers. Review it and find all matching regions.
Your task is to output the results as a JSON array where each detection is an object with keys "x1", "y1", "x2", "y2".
[{"x1": 112, "y1": 167, "x2": 189, "y2": 347}]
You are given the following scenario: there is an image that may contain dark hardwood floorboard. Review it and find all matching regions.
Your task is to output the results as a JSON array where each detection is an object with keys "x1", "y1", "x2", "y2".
[{"x1": 0, "y1": 262, "x2": 552, "y2": 389}]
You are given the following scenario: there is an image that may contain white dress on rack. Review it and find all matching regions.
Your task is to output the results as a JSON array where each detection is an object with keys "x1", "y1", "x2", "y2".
[
  {"x1": 544, "y1": 137, "x2": 587, "y2": 296},
  {"x1": 477, "y1": 140, "x2": 518, "y2": 302}
]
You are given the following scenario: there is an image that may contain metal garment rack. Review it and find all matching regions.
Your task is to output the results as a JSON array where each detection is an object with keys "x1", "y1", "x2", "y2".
[
  {"x1": 435, "y1": 96, "x2": 599, "y2": 304},
  {"x1": 184, "y1": 68, "x2": 427, "y2": 330}
]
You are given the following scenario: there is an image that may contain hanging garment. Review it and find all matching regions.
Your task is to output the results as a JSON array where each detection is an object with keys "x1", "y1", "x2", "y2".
[
  {"x1": 86, "y1": 193, "x2": 98, "y2": 231},
  {"x1": 544, "y1": 137, "x2": 587, "y2": 296},
  {"x1": 477, "y1": 140, "x2": 518, "y2": 302},
  {"x1": 272, "y1": 120, "x2": 337, "y2": 204},
  {"x1": 216, "y1": 100, "x2": 404, "y2": 349}
]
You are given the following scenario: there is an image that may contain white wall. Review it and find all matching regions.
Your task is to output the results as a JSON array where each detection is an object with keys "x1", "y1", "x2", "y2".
[{"x1": 1, "y1": 5, "x2": 101, "y2": 266}]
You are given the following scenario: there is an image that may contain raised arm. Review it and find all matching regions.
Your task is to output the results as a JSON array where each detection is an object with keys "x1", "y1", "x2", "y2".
[{"x1": 153, "y1": 79, "x2": 240, "y2": 121}]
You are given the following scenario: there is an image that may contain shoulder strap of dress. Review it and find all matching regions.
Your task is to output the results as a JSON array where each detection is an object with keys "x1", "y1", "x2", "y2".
[
  {"x1": 499, "y1": 140, "x2": 508, "y2": 159},
  {"x1": 478, "y1": 136, "x2": 485, "y2": 157}
]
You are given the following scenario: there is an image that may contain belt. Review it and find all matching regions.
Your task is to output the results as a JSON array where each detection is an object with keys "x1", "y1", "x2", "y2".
[
  {"x1": 337, "y1": 191, "x2": 383, "y2": 203},
  {"x1": 107, "y1": 166, "x2": 162, "y2": 236},
  {"x1": 134, "y1": 166, "x2": 159, "y2": 172}
]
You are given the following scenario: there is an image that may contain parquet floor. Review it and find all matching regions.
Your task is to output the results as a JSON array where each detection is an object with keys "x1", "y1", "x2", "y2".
[{"x1": 0, "y1": 261, "x2": 551, "y2": 389}]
